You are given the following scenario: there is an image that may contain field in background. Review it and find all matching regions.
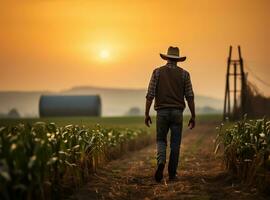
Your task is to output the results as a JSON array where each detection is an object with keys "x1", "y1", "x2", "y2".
[
  {"x1": 0, "y1": 114, "x2": 222, "y2": 130},
  {"x1": 0, "y1": 88, "x2": 223, "y2": 117}
]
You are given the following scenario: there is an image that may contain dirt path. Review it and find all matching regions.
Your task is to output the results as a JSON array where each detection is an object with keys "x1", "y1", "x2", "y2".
[{"x1": 71, "y1": 122, "x2": 267, "y2": 200}]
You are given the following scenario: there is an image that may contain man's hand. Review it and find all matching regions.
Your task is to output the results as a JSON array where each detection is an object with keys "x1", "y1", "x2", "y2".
[
  {"x1": 145, "y1": 99, "x2": 153, "y2": 127},
  {"x1": 188, "y1": 117, "x2": 195, "y2": 129},
  {"x1": 145, "y1": 115, "x2": 152, "y2": 127},
  {"x1": 187, "y1": 99, "x2": 195, "y2": 130}
]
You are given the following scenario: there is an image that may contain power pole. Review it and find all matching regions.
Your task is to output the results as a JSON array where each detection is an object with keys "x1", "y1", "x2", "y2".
[
  {"x1": 223, "y1": 45, "x2": 246, "y2": 121},
  {"x1": 223, "y1": 46, "x2": 232, "y2": 120}
]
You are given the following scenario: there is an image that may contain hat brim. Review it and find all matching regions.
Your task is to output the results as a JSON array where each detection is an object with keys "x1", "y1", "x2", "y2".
[{"x1": 160, "y1": 53, "x2": 186, "y2": 62}]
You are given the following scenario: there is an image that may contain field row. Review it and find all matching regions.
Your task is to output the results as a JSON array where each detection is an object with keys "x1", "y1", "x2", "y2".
[{"x1": 0, "y1": 122, "x2": 152, "y2": 200}]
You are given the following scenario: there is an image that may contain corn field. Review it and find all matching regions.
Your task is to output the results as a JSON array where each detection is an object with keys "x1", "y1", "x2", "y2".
[
  {"x1": 215, "y1": 118, "x2": 270, "y2": 188},
  {"x1": 0, "y1": 122, "x2": 151, "y2": 200}
]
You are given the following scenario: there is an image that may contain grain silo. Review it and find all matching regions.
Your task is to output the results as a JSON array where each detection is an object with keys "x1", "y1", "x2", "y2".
[{"x1": 39, "y1": 95, "x2": 101, "y2": 117}]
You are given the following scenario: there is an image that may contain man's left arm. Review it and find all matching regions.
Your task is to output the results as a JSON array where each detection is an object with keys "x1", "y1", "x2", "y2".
[{"x1": 145, "y1": 99, "x2": 153, "y2": 127}]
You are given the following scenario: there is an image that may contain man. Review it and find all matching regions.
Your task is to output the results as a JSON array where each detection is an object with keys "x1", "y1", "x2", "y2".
[{"x1": 145, "y1": 46, "x2": 195, "y2": 182}]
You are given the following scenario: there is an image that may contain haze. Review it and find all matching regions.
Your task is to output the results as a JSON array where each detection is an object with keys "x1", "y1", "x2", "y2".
[{"x1": 0, "y1": 0, "x2": 269, "y2": 98}]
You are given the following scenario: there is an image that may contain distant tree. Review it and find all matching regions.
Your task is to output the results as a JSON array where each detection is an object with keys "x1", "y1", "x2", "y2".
[
  {"x1": 126, "y1": 107, "x2": 142, "y2": 116},
  {"x1": 8, "y1": 108, "x2": 20, "y2": 118},
  {"x1": 201, "y1": 106, "x2": 217, "y2": 113}
]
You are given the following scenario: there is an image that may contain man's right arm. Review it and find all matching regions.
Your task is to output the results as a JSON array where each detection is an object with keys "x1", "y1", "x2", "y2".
[
  {"x1": 187, "y1": 99, "x2": 195, "y2": 129},
  {"x1": 187, "y1": 99, "x2": 195, "y2": 118},
  {"x1": 184, "y1": 71, "x2": 196, "y2": 129}
]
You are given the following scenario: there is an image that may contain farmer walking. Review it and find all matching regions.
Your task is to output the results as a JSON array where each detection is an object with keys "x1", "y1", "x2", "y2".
[{"x1": 145, "y1": 46, "x2": 195, "y2": 182}]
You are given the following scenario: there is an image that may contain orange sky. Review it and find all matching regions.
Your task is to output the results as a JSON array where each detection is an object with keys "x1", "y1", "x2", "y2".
[{"x1": 0, "y1": 0, "x2": 269, "y2": 98}]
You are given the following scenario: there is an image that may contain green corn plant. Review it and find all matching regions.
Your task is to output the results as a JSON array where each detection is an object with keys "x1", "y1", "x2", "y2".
[
  {"x1": 0, "y1": 122, "x2": 150, "y2": 200},
  {"x1": 215, "y1": 117, "x2": 270, "y2": 186}
]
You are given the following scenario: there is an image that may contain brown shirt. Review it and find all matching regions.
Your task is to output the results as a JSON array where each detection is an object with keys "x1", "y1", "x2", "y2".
[
  {"x1": 154, "y1": 65, "x2": 186, "y2": 110},
  {"x1": 146, "y1": 63, "x2": 194, "y2": 105}
]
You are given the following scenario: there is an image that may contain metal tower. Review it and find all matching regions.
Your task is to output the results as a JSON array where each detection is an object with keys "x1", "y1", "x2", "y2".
[{"x1": 223, "y1": 46, "x2": 247, "y2": 120}]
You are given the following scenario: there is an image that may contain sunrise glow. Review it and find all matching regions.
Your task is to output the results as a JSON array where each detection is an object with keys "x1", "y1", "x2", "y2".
[
  {"x1": 99, "y1": 49, "x2": 110, "y2": 60},
  {"x1": 0, "y1": 0, "x2": 269, "y2": 98}
]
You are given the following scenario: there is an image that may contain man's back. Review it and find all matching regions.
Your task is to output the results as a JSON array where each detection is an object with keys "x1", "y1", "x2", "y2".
[{"x1": 155, "y1": 65, "x2": 185, "y2": 110}]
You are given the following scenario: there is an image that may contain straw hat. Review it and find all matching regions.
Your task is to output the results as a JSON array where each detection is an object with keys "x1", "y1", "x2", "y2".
[{"x1": 160, "y1": 46, "x2": 186, "y2": 62}]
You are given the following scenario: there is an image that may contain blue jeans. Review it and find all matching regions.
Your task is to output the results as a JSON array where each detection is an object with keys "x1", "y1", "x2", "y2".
[{"x1": 156, "y1": 108, "x2": 183, "y2": 176}]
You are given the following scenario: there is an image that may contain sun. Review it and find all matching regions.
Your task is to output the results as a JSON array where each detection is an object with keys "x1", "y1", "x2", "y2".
[{"x1": 99, "y1": 49, "x2": 110, "y2": 59}]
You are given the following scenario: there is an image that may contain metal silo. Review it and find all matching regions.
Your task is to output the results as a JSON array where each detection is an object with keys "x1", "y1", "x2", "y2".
[{"x1": 39, "y1": 95, "x2": 101, "y2": 117}]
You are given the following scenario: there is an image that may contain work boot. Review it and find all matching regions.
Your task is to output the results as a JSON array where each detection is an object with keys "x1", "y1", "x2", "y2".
[
  {"x1": 168, "y1": 173, "x2": 179, "y2": 181},
  {"x1": 155, "y1": 163, "x2": 165, "y2": 182}
]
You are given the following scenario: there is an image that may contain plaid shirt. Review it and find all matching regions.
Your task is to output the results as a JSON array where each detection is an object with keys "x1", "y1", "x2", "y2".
[{"x1": 146, "y1": 63, "x2": 194, "y2": 101}]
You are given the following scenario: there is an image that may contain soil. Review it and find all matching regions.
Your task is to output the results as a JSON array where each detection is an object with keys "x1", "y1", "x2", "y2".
[{"x1": 71, "y1": 122, "x2": 268, "y2": 200}]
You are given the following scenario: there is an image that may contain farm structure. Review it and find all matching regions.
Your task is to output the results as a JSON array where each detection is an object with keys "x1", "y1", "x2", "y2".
[
  {"x1": 39, "y1": 95, "x2": 101, "y2": 117},
  {"x1": 223, "y1": 46, "x2": 247, "y2": 120},
  {"x1": 223, "y1": 46, "x2": 270, "y2": 120}
]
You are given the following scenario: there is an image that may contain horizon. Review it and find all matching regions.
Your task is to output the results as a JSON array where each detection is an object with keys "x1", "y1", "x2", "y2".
[
  {"x1": 0, "y1": 84, "x2": 223, "y2": 100},
  {"x1": 1, "y1": 0, "x2": 269, "y2": 99}
]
